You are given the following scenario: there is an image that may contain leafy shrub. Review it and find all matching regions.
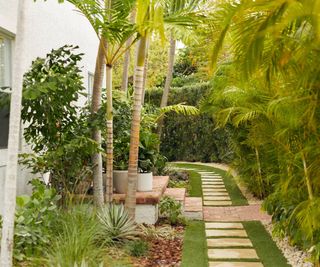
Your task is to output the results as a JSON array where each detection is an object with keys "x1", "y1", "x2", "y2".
[
  {"x1": 159, "y1": 196, "x2": 185, "y2": 225},
  {"x1": 13, "y1": 179, "x2": 60, "y2": 262},
  {"x1": 145, "y1": 83, "x2": 233, "y2": 163},
  {"x1": 21, "y1": 45, "x2": 100, "y2": 201},
  {"x1": 46, "y1": 206, "x2": 104, "y2": 267},
  {"x1": 97, "y1": 204, "x2": 139, "y2": 242},
  {"x1": 168, "y1": 170, "x2": 189, "y2": 189},
  {"x1": 126, "y1": 240, "x2": 149, "y2": 257}
]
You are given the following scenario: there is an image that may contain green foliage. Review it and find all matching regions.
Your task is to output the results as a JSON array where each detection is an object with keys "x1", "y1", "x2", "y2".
[
  {"x1": 13, "y1": 180, "x2": 60, "y2": 262},
  {"x1": 159, "y1": 196, "x2": 185, "y2": 225},
  {"x1": 145, "y1": 81, "x2": 233, "y2": 163},
  {"x1": 45, "y1": 206, "x2": 104, "y2": 267},
  {"x1": 21, "y1": 45, "x2": 100, "y2": 199},
  {"x1": 97, "y1": 204, "x2": 139, "y2": 242},
  {"x1": 203, "y1": 0, "x2": 320, "y2": 262},
  {"x1": 125, "y1": 239, "x2": 149, "y2": 257},
  {"x1": 22, "y1": 45, "x2": 84, "y2": 152},
  {"x1": 168, "y1": 170, "x2": 189, "y2": 189}
]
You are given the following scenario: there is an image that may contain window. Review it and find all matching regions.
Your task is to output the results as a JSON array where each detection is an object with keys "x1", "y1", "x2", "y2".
[
  {"x1": 0, "y1": 33, "x2": 12, "y2": 149},
  {"x1": 87, "y1": 72, "x2": 94, "y2": 101}
]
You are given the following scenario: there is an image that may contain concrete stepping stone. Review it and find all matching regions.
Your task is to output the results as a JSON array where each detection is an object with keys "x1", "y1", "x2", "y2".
[
  {"x1": 202, "y1": 182, "x2": 225, "y2": 185},
  {"x1": 206, "y1": 229, "x2": 248, "y2": 237},
  {"x1": 204, "y1": 200, "x2": 232, "y2": 206},
  {"x1": 201, "y1": 175, "x2": 222, "y2": 177},
  {"x1": 202, "y1": 179, "x2": 223, "y2": 182},
  {"x1": 203, "y1": 192, "x2": 229, "y2": 196},
  {"x1": 209, "y1": 262, "x2": 263, "y2": 267},
  {"x1": 204, "y1": 196, "x2": 231, "y2": 201},
  {"x1": 208, "y1": 248, "x2": 259, "y2": 260},
  {"x1": 206, "y1": 222, "x2": 243, "y2": 229},
  {"x1": 199, "y1": 172, "x2": 217, "y2": 174},
  {"x1": 202, "y1": 185, "x2": 226, "y2": 189},
  {"x1": 203, "y1": 189, "x2": 227, "y2": 193},
  {"x1": 207, "y1": 238, "x2": 253, "y2": 248}
]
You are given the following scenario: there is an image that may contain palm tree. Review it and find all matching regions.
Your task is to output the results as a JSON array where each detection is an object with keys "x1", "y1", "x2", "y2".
[
  {"x1": 66, "y1": 0, "x2": 137, "y2": 203},
  {"x1": 0, "y1": 0, "x2": 26, "y2": 265},
  {"x1": 125, "y1": 0, "x2": 204, "y2": 217},
  {"x1": 91, "y1": 39, "x2": 106, "y2": 206}
]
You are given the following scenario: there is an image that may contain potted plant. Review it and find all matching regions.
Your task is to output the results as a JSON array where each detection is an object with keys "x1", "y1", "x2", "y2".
[{"x1": 137, "y1": 131, "x2": 159, "y2": 192}]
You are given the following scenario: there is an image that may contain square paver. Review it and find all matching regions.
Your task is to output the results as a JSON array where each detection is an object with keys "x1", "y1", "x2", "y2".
[
  {"x1": 206, "y1": 229, "x2": 248, "y2": 237},
  {"x1": 206, "y1": 223, "x2": 243, "y2": 229},
  {"x1": 202, "y1": 182, "x2": 225, "y2": 185},
  {"x1": 207, "y1": 238, "x2": 253, "y2": 247},
  {"x1": 208, "y1": 248, "x2": 259, "y2": 260},
  {"x1": 204, "y1": 196, "x2": 231, "y2": 201},
  {"x1": 203, "y1": 192, "x2": 229, "y2": 196},
  {"x1": 204, "y1": 201, "x2": 232, "y2": 206},
  {"x1": 202, "y1": 185, "x2": 226, "y2": 189},
  {"x1": 209, "y1": 262, "x2": 263, "y2": 267}
]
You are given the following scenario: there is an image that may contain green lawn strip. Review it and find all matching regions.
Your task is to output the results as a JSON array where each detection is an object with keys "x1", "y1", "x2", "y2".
[
  {"x1": 243, "y1": 221, "x2": 291, "y2": 267},
  {"x1": 187, "y1": 170, "x2": 202, "y2": 197},
  {"x1": 181, "y1": 221, "x2": 208, "y2": 267},
  {"x1": 170, "y1": 163, "x2": 248, "y2": 206}
]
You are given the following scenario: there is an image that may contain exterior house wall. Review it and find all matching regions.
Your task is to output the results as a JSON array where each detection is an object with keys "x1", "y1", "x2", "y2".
[{"x1": 0, "y1": 0, "x2": 100, "y2": 215}]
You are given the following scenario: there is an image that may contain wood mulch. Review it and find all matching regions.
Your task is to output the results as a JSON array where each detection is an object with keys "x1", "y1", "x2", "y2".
[{"x1": 132, "y1": 226, "x2": 184, "y2": 267}]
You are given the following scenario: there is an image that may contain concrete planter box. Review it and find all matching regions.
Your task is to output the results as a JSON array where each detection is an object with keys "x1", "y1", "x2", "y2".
[
  {"x1": 113, "y1": 170, "x2": 128, "y2": 194},
  {"x1": 137, "y1": 172, "x2": 153, "y2": 192}
]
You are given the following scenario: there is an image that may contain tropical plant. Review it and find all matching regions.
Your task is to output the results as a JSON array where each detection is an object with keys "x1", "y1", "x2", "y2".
[
  {"x1": 1, "y1": 2, "x2": 26, "y2": 265},
  {"x1": 13, "y1": 180, "x2": 60, "y2": 262},
  {"x1": 159, "y1": 196, "x2": 184, "y2": 225},
  {"x1": 97, "y1": 204, "x2": 139, "y2": 242},
  {"x1": 21, "y1": 46, "x2": 100, "y2": 201},
  {"x1": 64, "y1": 0, "x2": 138, "y2": 203},
  {"x1": 45, "y1": 206, "x2": 104, "y2": 267},
  {"x1": 203, "y1": 0, "x2": 320, "y2": 263}
]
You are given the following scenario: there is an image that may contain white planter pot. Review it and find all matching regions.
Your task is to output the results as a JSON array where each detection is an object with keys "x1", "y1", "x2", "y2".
[
  {"x1": 137, "y1": 172, "x2": 153, "y2": 192},
  {"x1": 113, "y1": 170, "x2": 128, "y2": 194}
]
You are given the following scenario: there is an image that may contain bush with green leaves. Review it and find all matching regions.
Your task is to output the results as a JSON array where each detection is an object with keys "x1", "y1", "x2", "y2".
[
  {"x1": 159, "y1": 196, "x2": 185, "y2": 225},
  {"x1": 97, "y1": 204, "x2": 139, "y2": 242},
  {"x1": 12, "y1": 179, "x2": 60, "y2": 262},
  {"x1": 21, "y1": 45, "x2": 100, "y2": 200}
]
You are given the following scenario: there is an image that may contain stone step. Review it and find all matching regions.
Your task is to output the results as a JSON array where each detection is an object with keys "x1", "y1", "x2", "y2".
[
  {"x1": 209, "y1": 262, "x2": 263, "y2": 267},
  {"x1": 184, "y1": 197, "x2": 203, "y2": 220},
  {"x1": 202, "y1": 185, "x2": 226, "y2": 189},
  {"x1": 204, "y1": 201, "x2": 232, "y2": 206},
  {"x1": 164, "y1": 187, "x2": 186, "y2": 203},
  {"x1": 204, "y1": 196, "x2": 231, "y2": 201},
  {"x1": 207, "y1": 238, "x2": 253, "y2": 248},
  {"x1": 206, "y1": 222, "x2": 243, "y2": 229},
  {"x1": 201, "y1": 175, "x2": 222, "y2": 178},
  {"x1": 208, "y1": 248, "x2": 259, "y2": 260},
  {"x1": 203, "y1": 189, "x2": 228, "y2": 193},
  {"x1": 206, "y1": 229, "x2": 248, "y2": 238},
  {"x1": 202, "y1": 179, "x2": 224, "y2": 182},
  {"x1": 203, "y1": 192, "x2": 229, "y2": 196},
  {"x1": 202, "y1": 182, "x2": 225, "y2": 185}
]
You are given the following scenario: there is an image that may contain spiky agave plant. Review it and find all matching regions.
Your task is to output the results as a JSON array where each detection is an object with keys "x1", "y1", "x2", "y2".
[{"x1": 97, "y1": 204, "x2": 140, "y2": 242}]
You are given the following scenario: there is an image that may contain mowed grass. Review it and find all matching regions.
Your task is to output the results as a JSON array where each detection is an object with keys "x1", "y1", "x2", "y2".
[
  {"x1": 243, "y1": 221, "x2": 291, "y2": 267},
  {"x1": 170, "y1": 162, "x2": 248, "y2": 205},
  {"x1": 181, "y1": 221, "x2": 208, "y2": 267}
]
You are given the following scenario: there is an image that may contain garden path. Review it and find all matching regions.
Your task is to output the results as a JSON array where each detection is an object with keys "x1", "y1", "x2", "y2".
[{"x1": 177, "y1": 164, "x2": 272, "y2": 267}]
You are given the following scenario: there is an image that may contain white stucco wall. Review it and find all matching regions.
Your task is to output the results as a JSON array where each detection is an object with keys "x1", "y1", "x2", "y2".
[{"x1": 0, "y1": 0, "x2": 100, "y2": 214}]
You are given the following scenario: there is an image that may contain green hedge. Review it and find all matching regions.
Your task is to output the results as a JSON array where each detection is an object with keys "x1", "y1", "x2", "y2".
[{"x1": 145, "y1": 82, "x2": 233, "y2": 163}]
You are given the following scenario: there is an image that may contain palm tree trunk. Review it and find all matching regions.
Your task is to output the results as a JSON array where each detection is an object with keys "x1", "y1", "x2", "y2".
[
  {"x1": 105, "y1": 65, "x2": 113, "y2": 203},
  {"x1": 141, "y1": 38, "x2": 150, "y2": 104},
  {"x1": 121, "y1": 10, "x2": 136, "y2": 93},
  {"x1": 302, "y1": 152, "x2": 313, "y2": 200},
  {"x1": 0, "y1": 1, "x2": 26, "y2": 265},
  {"x1": 254, "y1": 146, "x2": 264, "y2": 198},
  {"x1": 125, "y1": 35, "x2": 148, "y2": 218},
  {"x1": 157, "y1": 35, "x2": 176, "y2": 138},
  {"x1": 91, "y1": 39, "x2": 105, "y2": 207}
]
